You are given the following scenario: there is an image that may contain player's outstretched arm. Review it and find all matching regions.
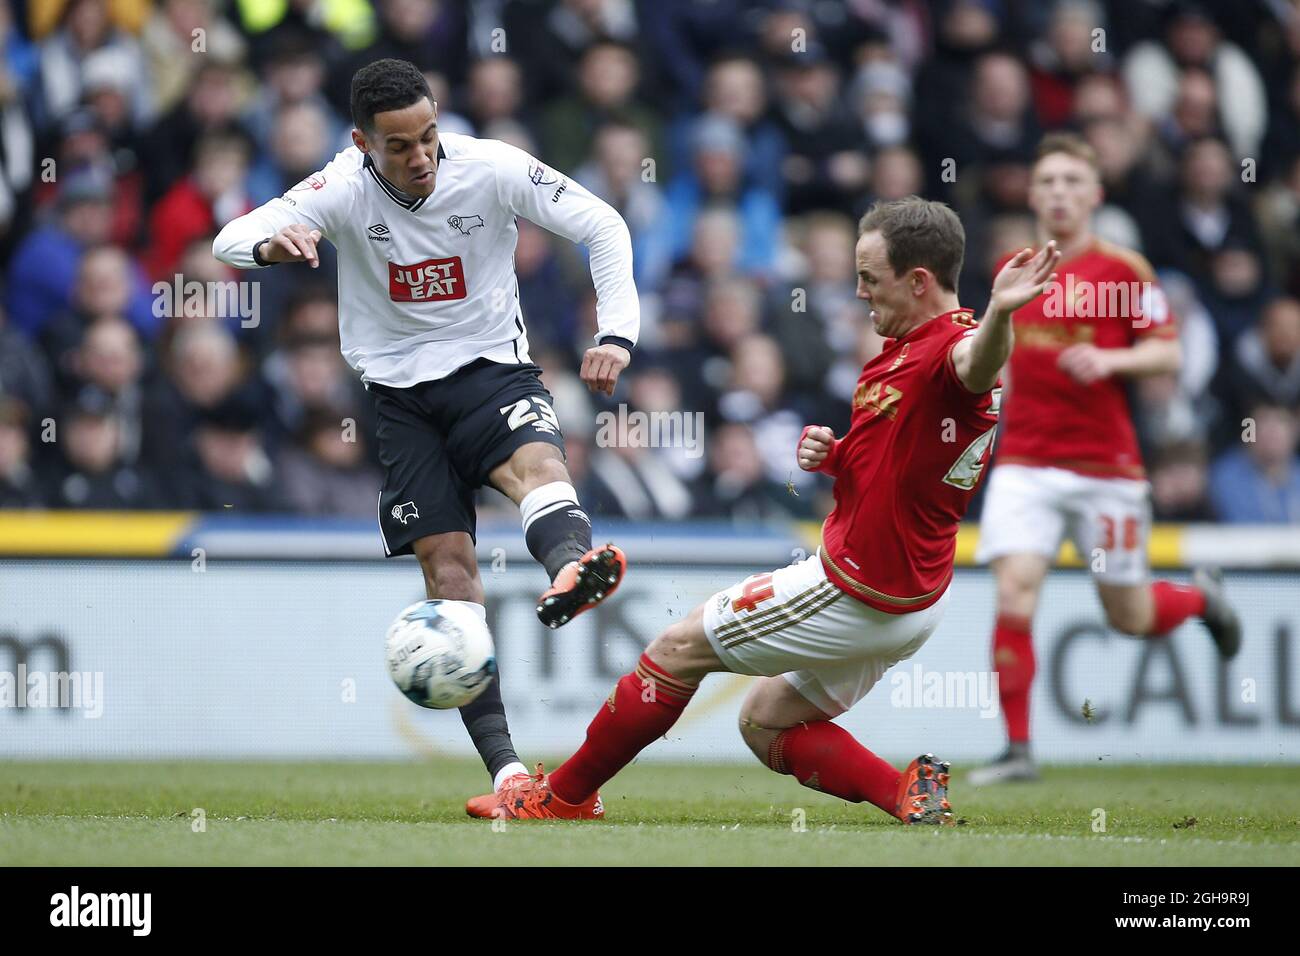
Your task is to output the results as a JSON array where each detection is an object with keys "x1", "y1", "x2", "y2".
[
  {"x1": 254, "y1": 225, "x2": 323, "y2": 268},
  {"x1": 213, "y1": 196, "x2": 330, "y2": 270},
  {"x1": 953, "y1": 241, "x2": 1060, "y2": 393},
  {"x1": 213, "y1": 159, "x2": 344, "y2": 270},
  {"x1": 214, "y1": 211, "x2": 328, "y2": 271}
]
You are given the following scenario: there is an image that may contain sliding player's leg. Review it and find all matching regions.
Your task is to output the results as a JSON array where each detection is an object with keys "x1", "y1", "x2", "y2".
[
  {"x1": 972, "y1": 464, "x2": 1067, "y2": 785},
  {"x1": 488, "y1": 442, "x2": 626, "y2": 629},
  {"x1": 488, "y1": 552, "x2": 951, "y2": 822},
  {"x1": 738, "y1": 677, "x2": 952, "y2": 824},
  {"x1": 714, "y1": 556, "x2": 952, "y2": 825},
  {"x1": 480, "y1": 602, "x2": 723, "y2": 820}
]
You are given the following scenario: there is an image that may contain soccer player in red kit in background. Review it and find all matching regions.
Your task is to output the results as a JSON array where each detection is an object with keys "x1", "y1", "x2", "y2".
[
  {"x1": 470, "y1": 197, "x2": 1061, "y2": 824},
  {"x1": 970, "y1": 134, "x2": 1241, "y2": 785}
]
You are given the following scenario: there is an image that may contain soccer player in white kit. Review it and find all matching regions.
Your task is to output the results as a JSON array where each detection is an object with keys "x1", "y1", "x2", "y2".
[{"x1": 213, "y1": 59, "x2": 639, "y2": 810}]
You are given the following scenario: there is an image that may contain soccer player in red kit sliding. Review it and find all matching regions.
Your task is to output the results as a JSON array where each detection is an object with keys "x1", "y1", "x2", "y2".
[
  {"x1": 469, "y1": 197, "x2": 1061, "y2": 824},
  {"x1": 970, "y1": 134, "x2": 1241, "y2": 785}
]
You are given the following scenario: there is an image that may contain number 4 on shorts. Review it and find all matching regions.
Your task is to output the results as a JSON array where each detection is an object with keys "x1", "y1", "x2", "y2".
[{"x1": 732, "y1": 572, "x2": 775, "y2": 613}]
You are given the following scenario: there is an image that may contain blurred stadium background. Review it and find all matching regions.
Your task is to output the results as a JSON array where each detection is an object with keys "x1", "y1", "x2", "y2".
[{"x1": 0, "y1": 0, "x2": 1297, "y2": 767}]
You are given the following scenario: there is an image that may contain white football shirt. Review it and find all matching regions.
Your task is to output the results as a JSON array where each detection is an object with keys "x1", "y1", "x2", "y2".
[{"x1": 213, "y1": 131, "x2": 639, "y2": 387}]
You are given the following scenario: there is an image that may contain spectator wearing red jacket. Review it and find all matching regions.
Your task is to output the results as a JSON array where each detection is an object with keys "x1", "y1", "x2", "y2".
[{"x1": 144, "y1": 127, "x2": 252, "y2": 281}]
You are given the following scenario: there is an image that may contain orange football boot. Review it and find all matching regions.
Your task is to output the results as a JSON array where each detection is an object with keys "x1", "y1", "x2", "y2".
[
  {"x1": 893, "y1": 753, "x2": 955, "y2": 825},
  {"x1": 491, "y1": 763, "x2": 605, "y2": 821},
  {"x1": 465, "y1": 771, "x2": 531, "y2": 819},
  {"x1": 536, "y1": 544, "x2": 627, "y2": 629}
]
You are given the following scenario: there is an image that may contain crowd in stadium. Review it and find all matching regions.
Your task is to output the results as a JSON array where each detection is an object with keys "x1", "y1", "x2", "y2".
[{"x1": 0, "y1": 0, "x2": 1298, "y2": 524}]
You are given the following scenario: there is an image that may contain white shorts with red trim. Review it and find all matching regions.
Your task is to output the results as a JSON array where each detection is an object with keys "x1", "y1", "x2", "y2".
[
  {"x1": 976, "y1": 463, "x2": 1151, "y2": 585},
  {"x1": 702, "y1": 552, "x2": 950, "y2": 717}
]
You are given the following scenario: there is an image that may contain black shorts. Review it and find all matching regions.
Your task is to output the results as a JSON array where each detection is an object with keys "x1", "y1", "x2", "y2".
[{"x1": 370, "y1": 359, "x2": 566, "y2": 556}]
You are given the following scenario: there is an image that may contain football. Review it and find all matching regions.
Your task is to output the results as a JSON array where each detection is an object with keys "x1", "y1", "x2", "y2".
[{"x1": 385, "y1": 600, "x2": 497, "y2": 709}]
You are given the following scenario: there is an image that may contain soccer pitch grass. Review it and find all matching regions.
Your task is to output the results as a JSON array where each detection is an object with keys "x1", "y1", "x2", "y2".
[{"x1": 2, "y1": 760, "x2": 1297, "y2": 866}]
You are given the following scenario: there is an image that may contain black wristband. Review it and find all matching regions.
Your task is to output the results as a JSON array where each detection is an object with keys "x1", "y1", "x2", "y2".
[
  {"x1": 252, "y1": 237, "x2": 276, "y2": 266},
  {"x1": 597, "y1": 336, "x2": 634, "y2": 354}
]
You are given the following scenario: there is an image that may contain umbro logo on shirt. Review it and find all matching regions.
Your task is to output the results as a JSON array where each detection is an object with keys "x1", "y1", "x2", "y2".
[{"x1": 368, "y1": 223, "x2": 391, "y2": 242}]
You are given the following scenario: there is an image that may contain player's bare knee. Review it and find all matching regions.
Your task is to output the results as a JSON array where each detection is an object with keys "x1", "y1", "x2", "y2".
[
  {"x1": 494, "y1": 444, "x2": 568, "y2": 500},
  {"x1": 1096, "y1": 583, "x2": 1154, "y2": 636},
  {"x1": 994, "y1": 564, "x2": 1042, "y2": 618},
  {"x1": 524, "y1": 454, "x2": 569, "y2": 488},
  {"x1": 737, "y1": 714, "x2": 776, "y2": 764},
  {"x1": 737, "y1": 679, "x2": 806, "y2": 767},
  {"x1": 432, "y1": 562, "x2": 479, "y2": 601},
  {"x1": 997, "y1": 574, "x2": 1034, "y2": 609},
  {"x1": 414, "y1": 543, "x2": 480, "y2": 602},
  {"x1": 645, "y1": 626, "x2": 690, "y2": 667},
  {"x1": 646, "y1": 617, "x2": 714, "y2": 682},
  {"x1": 1103, "y1": 602, "x2": 1150, "y2": 637}
]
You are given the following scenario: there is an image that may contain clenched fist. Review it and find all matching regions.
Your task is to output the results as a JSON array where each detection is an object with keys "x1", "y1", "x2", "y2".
[
  {"x1": 1057, "y1": 343, "x2": 1114, "y2": 384},
  {"x1": 257, "y1": 224, "x2": 324, "y2": 268},
  {"x1": 580, "y1": 343, "x2": 631, "y2": 396},
  {"x1": 798, "y1": 425, "x2": 835, "y2": 471}
]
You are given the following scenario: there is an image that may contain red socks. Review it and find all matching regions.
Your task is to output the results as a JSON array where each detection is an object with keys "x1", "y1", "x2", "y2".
[
  {"x1": 993, "y1": 613, "x2": 1035, "y2": 745},
  {"x1": 768, "y1": 720, "x2": 901, "y2": 812},
  {"x1": 1148, "y1": 580, "x2": 1206, "y2": 635},
  {"x1": 548, "y1": 654, "x2": 696, "y2": 805}
]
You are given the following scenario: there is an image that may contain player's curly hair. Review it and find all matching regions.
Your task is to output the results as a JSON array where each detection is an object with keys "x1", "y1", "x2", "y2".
[
  {"x1": 858, "y1": 196, "x2": 965, "y2": 293},
  {"x1": 350, "y1": 58, "x2": 433, "y2": 133}
]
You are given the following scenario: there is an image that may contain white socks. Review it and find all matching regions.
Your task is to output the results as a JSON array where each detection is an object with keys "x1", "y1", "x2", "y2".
[
  {"x1": 494, "y1": 761, "x2": 529, "y2": 790},
  {"x1": 519, "y1": 481, "x2": 582, "y2": 534}
]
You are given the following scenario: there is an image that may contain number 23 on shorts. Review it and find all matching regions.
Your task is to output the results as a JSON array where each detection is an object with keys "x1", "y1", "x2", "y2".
[{"x1": 732, "y1": 572, "x2": 775, "y2": 613}]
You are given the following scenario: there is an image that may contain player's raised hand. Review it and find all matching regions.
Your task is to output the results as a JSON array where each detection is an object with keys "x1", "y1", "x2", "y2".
[
  {"x1": 798, "y1": 425, "x2": 835, "y2": 471},
  {"x1": 581, "y1": 343, "x2": 631, "y2": 396},
  {"x1": 1057, "y1": 343, "x2": 1114, "y2": 384},
  {"x1": 989, "y1": 240, "x2": 1060, "y2": 315},
  {"x1": 258, "y1": 224, "x2": 323, "y2": 268}
]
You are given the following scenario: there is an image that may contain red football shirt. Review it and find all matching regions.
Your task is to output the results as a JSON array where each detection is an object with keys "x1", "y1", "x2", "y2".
[
  {"x1": 995, "y1": 239, "x2": 1177, "y2": 479},
  {"x1": 811, "y1": 308, "x2": 1000, "y2": 614}
]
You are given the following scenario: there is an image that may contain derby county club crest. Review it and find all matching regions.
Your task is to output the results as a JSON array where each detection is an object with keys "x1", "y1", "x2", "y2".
[{"x1": 447, "y1": 214, "x2": 484, "y2": 236}]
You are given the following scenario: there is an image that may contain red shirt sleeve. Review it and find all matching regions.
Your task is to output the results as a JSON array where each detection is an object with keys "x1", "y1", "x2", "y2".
[{"x1": 942, "y1": 326, "x2": 995, "y2": 395}]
